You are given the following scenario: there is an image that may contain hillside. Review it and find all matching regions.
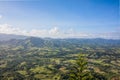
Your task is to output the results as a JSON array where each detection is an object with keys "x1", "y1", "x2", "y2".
[
  {"x1": 0, "y1": 36, "x2": 120, "y2": 48},
  {"x1": 0, "y1": 36, "x2": 120, "y2": 80}
]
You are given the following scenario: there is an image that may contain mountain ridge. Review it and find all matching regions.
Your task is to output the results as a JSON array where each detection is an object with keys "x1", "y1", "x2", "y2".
[
  {"x1": 0, "y1": 33, "x2": 27, "y2": 41},
  {"x1": 0, "y1": 35, "x2": 120, "y2": 48}
]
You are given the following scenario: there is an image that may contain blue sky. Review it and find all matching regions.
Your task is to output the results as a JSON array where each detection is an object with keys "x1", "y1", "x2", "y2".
[{"x1": 0, "y1": 0, "x2": 119, "y2": 39}]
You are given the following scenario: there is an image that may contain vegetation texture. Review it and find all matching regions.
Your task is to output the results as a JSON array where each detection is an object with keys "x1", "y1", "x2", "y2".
[{"x1": 0, "y1": 37, "x2": 120, "y2": 80}]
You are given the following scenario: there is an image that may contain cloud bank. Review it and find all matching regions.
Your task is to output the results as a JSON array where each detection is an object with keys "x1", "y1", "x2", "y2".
[{"x1": 0, "y1": 24, "x2": 120, "y2": 39}]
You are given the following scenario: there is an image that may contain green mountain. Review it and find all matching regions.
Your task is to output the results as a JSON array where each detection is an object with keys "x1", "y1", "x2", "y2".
[
  {"x1": 0, "y1": 35, "x2": 120, "y2": 80},
  {"x1": 0, "y1": 36, "x2": 120, "y2": 48}
]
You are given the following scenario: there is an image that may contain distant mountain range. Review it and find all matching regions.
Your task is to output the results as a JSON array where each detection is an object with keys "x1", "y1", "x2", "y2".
[
  {"x1": 0, "y1": 33, "x2": 27, "y2": 41},
  {"x1": 0, "y1": 33, "x2": 120, "y2": 48}
]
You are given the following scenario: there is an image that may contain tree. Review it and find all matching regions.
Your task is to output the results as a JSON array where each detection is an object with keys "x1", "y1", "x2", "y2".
[{"x1": 69, "y1": 54, "x2": 92, "y2": 80}]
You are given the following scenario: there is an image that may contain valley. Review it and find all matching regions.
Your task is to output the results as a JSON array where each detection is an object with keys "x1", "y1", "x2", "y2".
[{"x1": 0, "y1": 37, "x2": 120, "y2": 80}]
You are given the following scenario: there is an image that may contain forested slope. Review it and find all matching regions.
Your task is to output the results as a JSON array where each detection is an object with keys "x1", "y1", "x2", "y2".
[{"x1": 0, "y1": 37, "x2": 120, "y2": 80}]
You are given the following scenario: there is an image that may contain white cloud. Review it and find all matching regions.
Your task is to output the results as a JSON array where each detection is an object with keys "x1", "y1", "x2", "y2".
[
  {"x1": 29, "y1": 29, "x2": 48, "y2": 37},
  {"x1": 49, "y1": 27, "x2": 59, "y2": 34},
  {"x1": 0, "y1": 24, "x2": 28, "y2": 35},
  {"x1": 0, "y1": 24, "x2": 120, "y2": 39}
]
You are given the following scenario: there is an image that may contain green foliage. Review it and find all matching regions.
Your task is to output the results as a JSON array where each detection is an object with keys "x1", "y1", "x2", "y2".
[
  {"x1": 69, "y1": 54, "x2": 93, "y2": 80},
  {"x1": 0, "y1": 38, "x2": 120, "y2": 80}
]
